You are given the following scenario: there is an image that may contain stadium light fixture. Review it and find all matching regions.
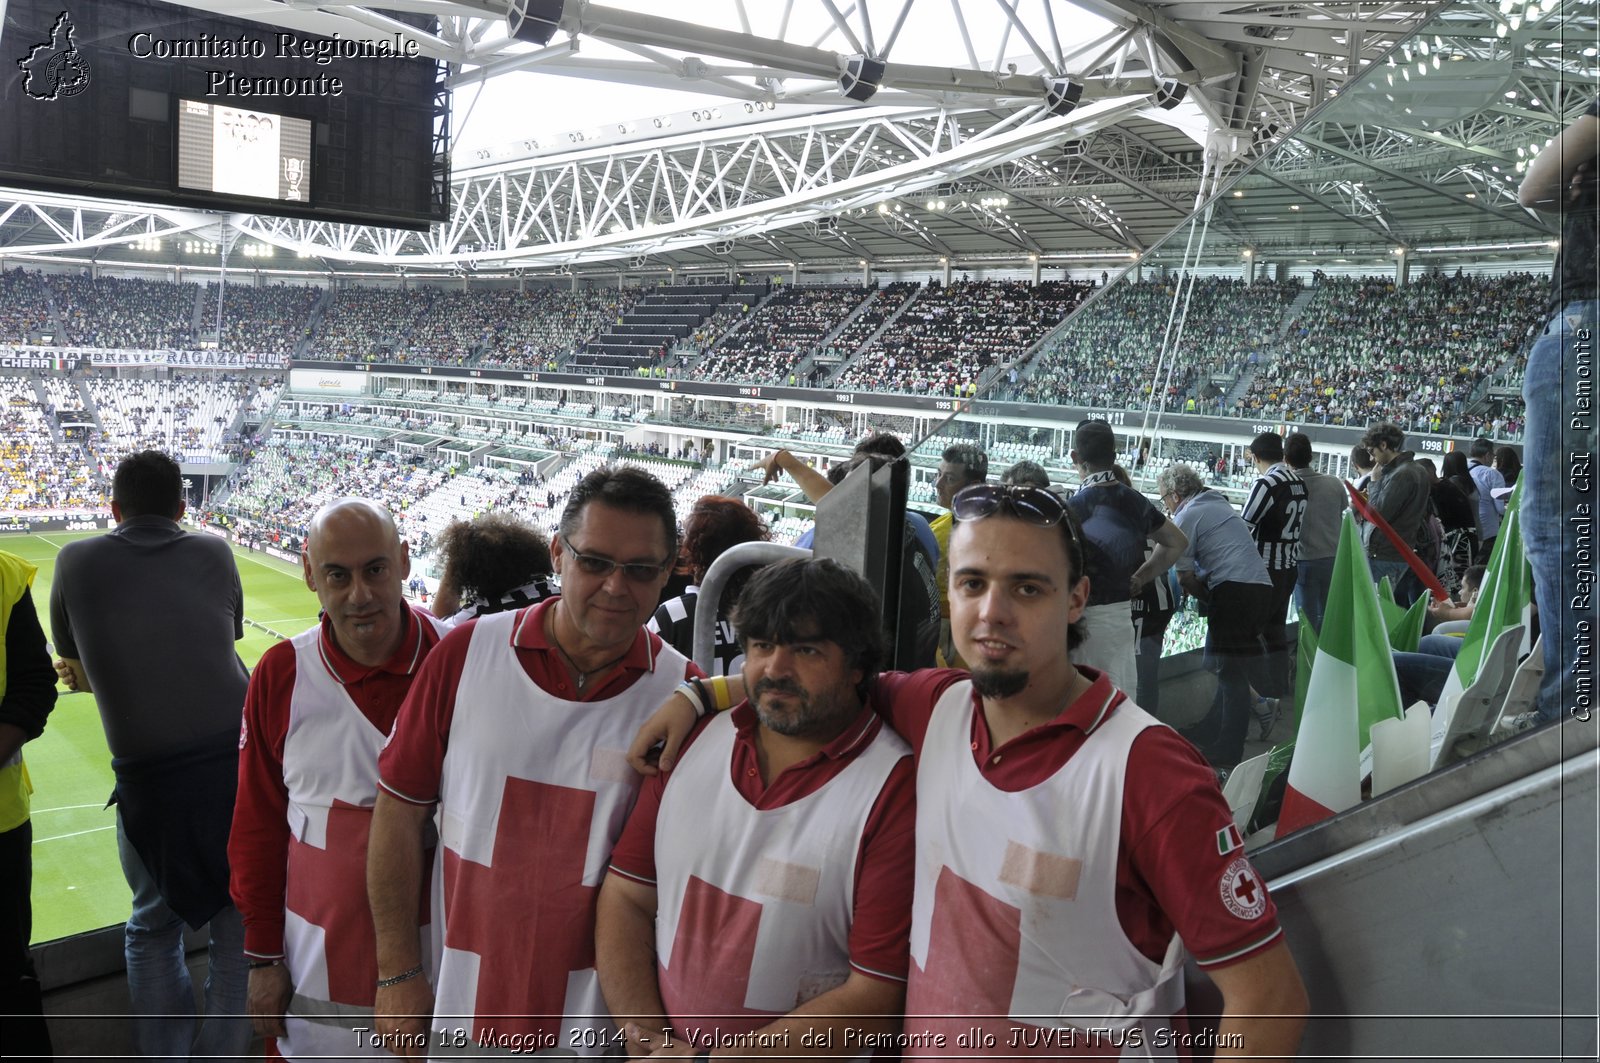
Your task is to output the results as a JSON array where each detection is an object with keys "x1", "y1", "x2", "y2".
[
  {"x1": 1043, "y1": 77, "x2": 1084, "y2": 118},
  {"x1": 839, "y1": 55, "x2": 886, "y2": 102}
]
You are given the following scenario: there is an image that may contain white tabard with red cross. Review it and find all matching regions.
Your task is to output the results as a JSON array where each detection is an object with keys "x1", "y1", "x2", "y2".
[
  {"x1": 430, "y1": 609, "x2": 688, "y2": 1058},
  {"x1": 280, "y1": 621, "x2": 441, "y2": 1061},
  {"x1": 904, "y1": 680, "x2": 1186, "y2": 1061},
  {"x1": 653, "y1": 710, "x2": 908, "y2": 1052}
]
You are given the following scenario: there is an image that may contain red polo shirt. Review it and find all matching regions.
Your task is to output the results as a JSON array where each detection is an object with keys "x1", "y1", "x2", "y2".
[
  {"x1": 230, "y1": 605, "x2": 443, "y2": 958},
  {"x1": 608, "y1": 702, "x2": 916, "y2": 982},
  {"x1": 379, "y1": 597, "x2": 700, "y2": 806},
  {"x1": 873, "y1": 666, "x2": 1282, "y2": 970}
]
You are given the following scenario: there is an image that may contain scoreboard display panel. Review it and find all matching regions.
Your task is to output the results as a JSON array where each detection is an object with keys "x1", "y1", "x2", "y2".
[{"x1": 0, "y1": 0, "x2": 448, "y2": 228}]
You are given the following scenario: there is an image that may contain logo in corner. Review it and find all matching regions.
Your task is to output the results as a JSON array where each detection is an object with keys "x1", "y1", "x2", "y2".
[{"x1": 18, "y1": 11, "x2": 92, "y2": 101}]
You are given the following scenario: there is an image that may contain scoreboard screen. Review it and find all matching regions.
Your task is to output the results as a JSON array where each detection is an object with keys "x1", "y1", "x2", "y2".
[
  {"x1": 176, "y1": 100, "x2": 315, "y2": 204},
  {"x1": 0, "y1": 0, "x2": 448, "y2": 229}
]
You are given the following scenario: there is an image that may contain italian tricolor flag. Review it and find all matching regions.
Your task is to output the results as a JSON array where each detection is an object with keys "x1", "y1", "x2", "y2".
[
  {"x1": 1435, "y1": 483, "x2": 1533, "y2": 715},
  {"x1": 1277, "y1": 513, "x2": 1405, "y2": 837}
]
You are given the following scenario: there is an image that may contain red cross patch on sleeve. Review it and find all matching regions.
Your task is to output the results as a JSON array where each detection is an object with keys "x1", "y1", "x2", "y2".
[{"x1": 1220, "y1": 856, "x2": 1267, "y2": 921}]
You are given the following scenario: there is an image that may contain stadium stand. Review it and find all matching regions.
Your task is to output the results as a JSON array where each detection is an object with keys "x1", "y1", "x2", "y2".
[
  {"x1": 571, "y1": 281, "x2": 768, "y2": 373},
  {"x1": 201, "y1": 282, "x2": 320, "y2": 357},
  {"x1": 305, "y1": 286, "x2": 432, "y2": 362},
  {"x1": 1239, "y1": 272, "x2": 1545, "y2": 431},
  {"x1": 836, "y1": 279, "x2": 1092, "y2": 395},
  {"x1": 476, "y1": 287, "x2": 645, "y2": 369},
  {"x1": 691, "y1": 284, "x2": 870, "y2": 384},
  {"x1": 1019, "y1": 278, "x2": 1300, "y2": 411},
  {"x1": 50, "y1": 274, "x2": 199, "y2": 350},
  {"x1": 219, "y1": 437, "x2": 451, "y2": 542},
  {"x1": 811, "y1": 281, "x2": 919, "y2": 376},
  {"x1": 0, "y1": 376, "x2": 105, "y2": 512},
  {"x1": 0, "y1": 267, "x2": 53, "y2": 343},
  {"x1": 85, "y1": 374, "x2": 279, "y2": 463}
]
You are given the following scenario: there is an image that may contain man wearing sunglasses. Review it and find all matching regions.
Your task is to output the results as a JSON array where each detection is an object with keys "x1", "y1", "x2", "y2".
[
  {"x1": 370, "y1": 466, "x2": 700, "y2": 1059},
  {"x1": 630, "y1": 482, "x2": 1306, "y2": 1061}
]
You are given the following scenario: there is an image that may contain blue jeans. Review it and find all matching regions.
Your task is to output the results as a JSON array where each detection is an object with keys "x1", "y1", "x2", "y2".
[
  {"x1": 1295, "y1": 557, "x2": 1334, "y2": 634},
  {"x1": 116, "y1": 814, "x2": 250, "y2": 1062},
  {"x1": 1522, "y1": 300, "x2": 1598, "y2": 722},
  {"x1": 1369, "y1": 558, "x2": 1422, "y2": 608},
  {"x1": 1393, "y1": 634, "x2": 1466, "y2": 709},
  {"x1": 1193, "y1": 581, "x2": 1274, "y2": 769}
]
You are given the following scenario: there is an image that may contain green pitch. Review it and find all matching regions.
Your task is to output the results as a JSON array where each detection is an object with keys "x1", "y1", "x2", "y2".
[{"x1": 2, "y1": 531, "x2": 319, "y2": 945}]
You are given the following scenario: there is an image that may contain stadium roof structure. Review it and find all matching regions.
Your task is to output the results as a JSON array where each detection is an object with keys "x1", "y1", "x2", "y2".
[{"x1": 0, "y1": 0, "x2": 1592, "y2": 278}]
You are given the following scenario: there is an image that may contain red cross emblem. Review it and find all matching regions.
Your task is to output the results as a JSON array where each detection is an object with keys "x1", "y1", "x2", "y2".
[
  {"x1": 441, "y1": 777, "x2": 599, "y2": 1041},
  {"x1": 1219, "y1": 857, "x2": 1267, "y2": 920},
  {"x1": 906, "y1": 866, "x2": 1024, "y2": 1056},
  {"x1": 285, "y1": 800, "x2": 382, "y2": 1005},
  {"x1": 658, "y1": 876, "x2": 766, "y2": 1040}
]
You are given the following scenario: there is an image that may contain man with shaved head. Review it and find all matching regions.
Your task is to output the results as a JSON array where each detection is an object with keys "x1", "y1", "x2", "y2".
[{"x1": 229, "y1": 497, "x2": 448, "y2": 1060}]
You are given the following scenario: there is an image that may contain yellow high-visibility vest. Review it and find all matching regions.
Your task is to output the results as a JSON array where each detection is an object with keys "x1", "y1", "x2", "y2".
[{"x1": 0, "y1": 551, "x2": 39, "y2": 832}]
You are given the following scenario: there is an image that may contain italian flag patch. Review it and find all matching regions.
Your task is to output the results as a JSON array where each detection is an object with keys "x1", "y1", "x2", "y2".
[{"x1": 1216, "y1": 823, "x2": 1244, "y2": 856}]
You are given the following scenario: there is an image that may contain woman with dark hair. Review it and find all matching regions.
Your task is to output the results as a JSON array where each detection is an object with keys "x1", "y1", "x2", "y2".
[
  {"x1": 1437, "y1": 448, "x2": 1483, "y2": 582},
  {"x1": 1493, "y1": 445, "x2": 1521, "y2": 488},
  {"x1": 1441, "y1": 450, "x2": 1477, "y2": 507},
  {"x1": 430, "y1": 512, "x2": 555, "y2": 624},
  {"x1": 648, "y1": 496, "x2": 771, "y2": 675},
  {"x1": 1418, "y1": 457, "x2": 1474, "y2": 537}
]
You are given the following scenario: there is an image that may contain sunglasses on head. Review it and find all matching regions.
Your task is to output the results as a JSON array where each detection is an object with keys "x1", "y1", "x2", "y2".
[
  {"x1": 562, "y1": 543, "x2": 669, "y2": 583},
  {"x1": 951, "y1": 483, "x2": 1069, "y2": 527}
]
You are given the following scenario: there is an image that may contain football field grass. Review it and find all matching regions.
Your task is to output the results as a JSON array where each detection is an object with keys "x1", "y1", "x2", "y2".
[{"x1": 2, "y1": 530, "x2": 319, "y2": 944}]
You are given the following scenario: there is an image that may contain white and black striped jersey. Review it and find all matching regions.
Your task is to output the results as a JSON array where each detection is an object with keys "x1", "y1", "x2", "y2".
[{"x1": 1241, "y1": 463, "x2": 1308, "y2": 571}]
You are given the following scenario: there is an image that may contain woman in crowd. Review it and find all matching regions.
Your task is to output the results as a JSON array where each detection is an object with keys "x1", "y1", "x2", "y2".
[
  {"x1": 430, "y1": 512, "x2": 556, "y2": 625},
  {"x1": 648, "y1": 496, "x2": 771, "y2": 675},
  {"x1": 1493, "y1": 445, "x2": 1521, "y2": 488}
]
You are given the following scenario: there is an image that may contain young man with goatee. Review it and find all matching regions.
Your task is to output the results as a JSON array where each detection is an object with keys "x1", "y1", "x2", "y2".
[
  {"x1": 597, "y1": 557, "x2": 914, "y2": 1062},
  {"x1": 632, "y1": 483, "x2": 1307, "y2": 1061}
]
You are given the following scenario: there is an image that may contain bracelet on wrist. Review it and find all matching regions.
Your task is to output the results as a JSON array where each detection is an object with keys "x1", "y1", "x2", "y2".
[
  {"x1": 247, "y1": 958, "x2": 283, "y2": 970},
  {"x1": 376, "y1": 964, "x2": 425, "y2": 989},
  {"x1": 676, "y1": 679, "x2": 709, "y2": 719}
]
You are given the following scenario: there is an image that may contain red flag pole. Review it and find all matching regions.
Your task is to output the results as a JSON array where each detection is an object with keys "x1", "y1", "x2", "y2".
[{"x1": 1344, "y1": 482, "x2": 1450, "y2": 601}]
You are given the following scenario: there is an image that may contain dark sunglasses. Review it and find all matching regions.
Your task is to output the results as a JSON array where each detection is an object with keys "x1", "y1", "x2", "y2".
[
  {"x1": 951, "y1": 483, "x2": 1068, "y2": 527},
  {"x1": 562, "y1": 543, "x2": 668, "y2": 583}
]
